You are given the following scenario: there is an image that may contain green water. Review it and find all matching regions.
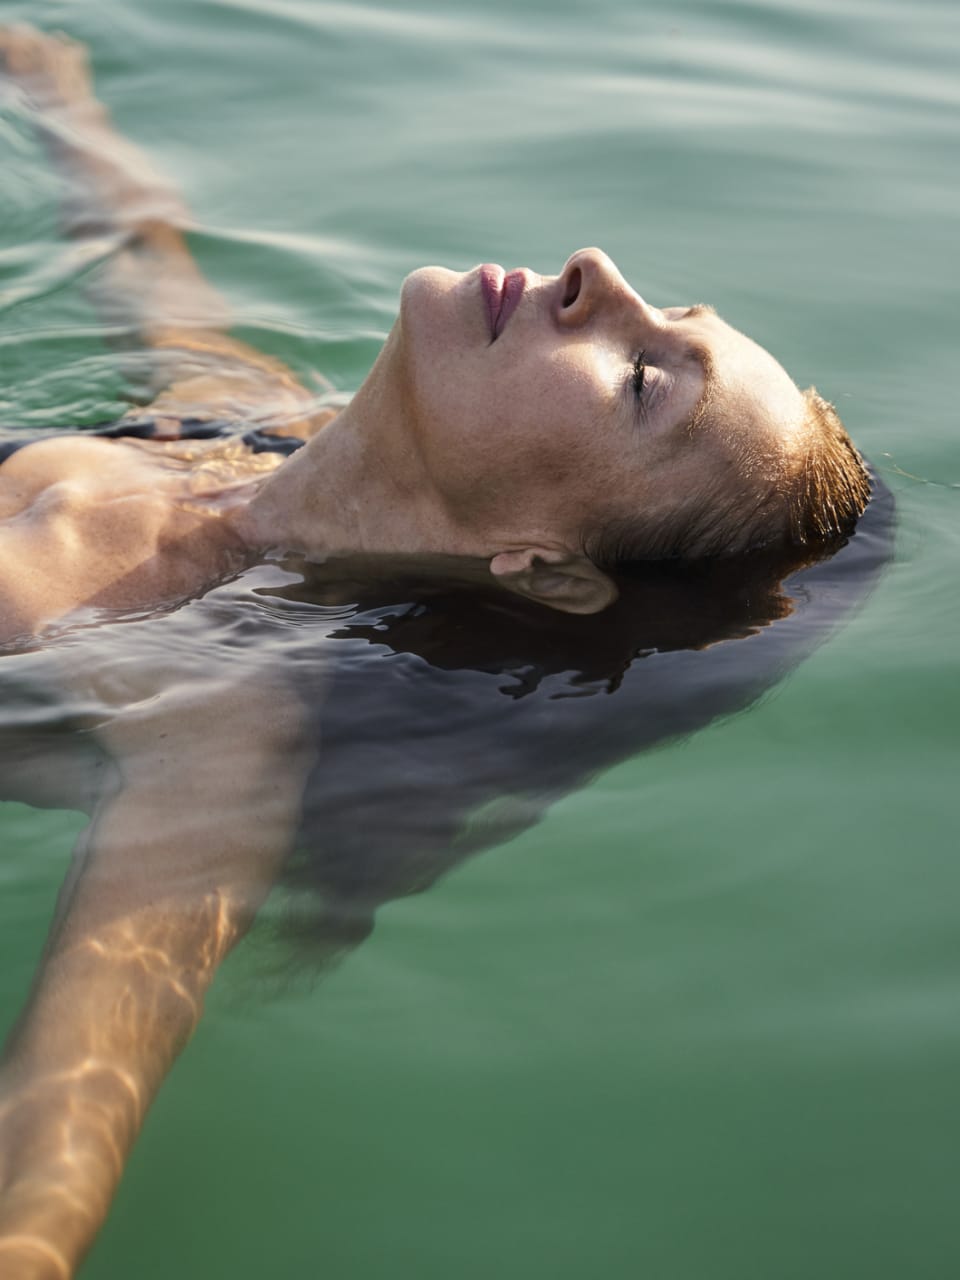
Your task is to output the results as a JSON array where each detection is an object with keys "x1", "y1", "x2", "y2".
[{"x1": 1, "y1": 0, "x2": 958, "y2": 1276}]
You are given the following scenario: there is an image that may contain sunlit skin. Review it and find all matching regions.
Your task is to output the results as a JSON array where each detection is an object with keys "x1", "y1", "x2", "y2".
[
  {"x1": 389, "y1": 252, "x2": 807, "y2": 548},
  {"x1": 0, "y1": 248, "x2": 811, "y2": 633},
  {"x1": 0, "y1": 24, "x2": 816, "y2": 1279},
  {"x1": 238, "y1": 251, "x2": 810, "y2": 614}
]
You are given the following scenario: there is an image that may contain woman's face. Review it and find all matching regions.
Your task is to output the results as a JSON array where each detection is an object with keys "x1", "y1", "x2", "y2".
[{"x1": 393, "y1": 247, "x2": 808, "y2": 555}]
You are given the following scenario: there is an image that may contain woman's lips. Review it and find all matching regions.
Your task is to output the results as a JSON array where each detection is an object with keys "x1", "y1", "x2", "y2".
[{"x1": 479, "y1": 264, "x2": 526, "y2": 340}]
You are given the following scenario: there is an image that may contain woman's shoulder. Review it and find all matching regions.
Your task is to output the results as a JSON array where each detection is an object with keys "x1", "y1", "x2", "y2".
[{"x1": 0, "y1": 426, "x2": 261, "y2": 644}]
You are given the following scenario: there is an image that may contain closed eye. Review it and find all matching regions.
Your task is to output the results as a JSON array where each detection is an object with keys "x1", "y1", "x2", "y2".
[{"x1": 631, "y1": 349, "x2": 646, "y2": 398}]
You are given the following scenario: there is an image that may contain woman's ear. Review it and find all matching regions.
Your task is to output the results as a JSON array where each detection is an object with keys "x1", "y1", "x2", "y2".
[{"x1": 488, "y1": 548, "x2": 619, "y2": 615}]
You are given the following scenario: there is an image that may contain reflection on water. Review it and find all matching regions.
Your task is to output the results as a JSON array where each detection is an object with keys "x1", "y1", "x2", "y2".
[
  {"x1": 1, "y1": 474, "x2": 895, "y2": 953},
  {"x1": 279, "y1": 493, "x2": 895, "y2": 956}
]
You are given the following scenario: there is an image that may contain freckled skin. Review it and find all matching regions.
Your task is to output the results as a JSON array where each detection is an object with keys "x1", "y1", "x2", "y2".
[{"x1": 393, "y1": 257, "x2": 807, "y2": 557}]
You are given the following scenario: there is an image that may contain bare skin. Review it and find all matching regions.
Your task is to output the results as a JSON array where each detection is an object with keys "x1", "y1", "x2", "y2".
[
  {"x1": 0, "y1": 25, "x2": 821, "y2": 1277},
  {"x1": 0, "y1": 26, "x2": 342, "y2": 646},
  {"x1": 0, "y1": 24, "x2": 814, "y2": 637},
  {"x1": 0, "y1": 28, "x2": 323, "y2": 1278}
]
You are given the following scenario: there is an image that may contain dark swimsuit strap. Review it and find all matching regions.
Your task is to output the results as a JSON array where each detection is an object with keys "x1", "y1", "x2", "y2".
[
  {"x1": 0, "y1": 440, "x2": 27, "y2": 465},
  {"x1": 0, "y1": 416, "x2": 306, "y2": 465}
]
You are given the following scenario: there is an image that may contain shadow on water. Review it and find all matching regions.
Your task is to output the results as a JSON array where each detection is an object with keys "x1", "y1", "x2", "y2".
[
  {"x1": 270, "y1": 473, "x2": 896, "y2": 964},
  {"x1": 0, "y1": 474, "x2": 894, "y2": 975}
]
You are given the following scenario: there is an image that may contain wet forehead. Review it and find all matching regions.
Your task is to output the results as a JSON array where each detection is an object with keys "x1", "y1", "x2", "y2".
[{"x1": 676, "y1": 306, "x2": 806, "y2": 444}]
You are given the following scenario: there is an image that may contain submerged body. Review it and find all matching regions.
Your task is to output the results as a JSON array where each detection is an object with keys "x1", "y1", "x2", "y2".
[{"x1": 0, "y1": 25, "x2": 876, "y2": 1280}]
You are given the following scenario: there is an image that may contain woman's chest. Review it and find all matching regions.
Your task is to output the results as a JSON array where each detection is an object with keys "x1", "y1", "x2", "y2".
[{"x1": 0, "y1": 437, "x2": 250, "y2": 639}]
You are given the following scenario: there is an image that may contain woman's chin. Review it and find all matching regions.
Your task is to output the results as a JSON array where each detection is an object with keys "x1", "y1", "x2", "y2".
[
  {"x1": 398, "y1": 264, "x2": 472, "y2": 362},
  {"x1": 400, "y1": 264, "x2": 463, "y2": 311}
]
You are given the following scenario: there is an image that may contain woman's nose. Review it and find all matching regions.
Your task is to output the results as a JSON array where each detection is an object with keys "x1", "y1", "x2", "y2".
[{"x1": 555, "y1": 247, "x2": 641, "y2": 328}]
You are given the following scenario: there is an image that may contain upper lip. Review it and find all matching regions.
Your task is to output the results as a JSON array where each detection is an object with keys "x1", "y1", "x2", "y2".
[{"x1": 480, "y1": 264, "x2": 526, "y2": 340}]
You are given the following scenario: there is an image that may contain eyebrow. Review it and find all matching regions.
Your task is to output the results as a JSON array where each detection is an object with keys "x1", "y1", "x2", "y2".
[
  {"x1": 634, "y1": 305, "x2": 719, "y2": 431},
  {"x1": 680, "y1": 303, "x2": 717, "y2": 320},
  {"x1": 682, "y1": 338, "x2": 718, "y2": 434},
  {"x1": 671, "y1": 304, "x2": 719, "y2": 432}
]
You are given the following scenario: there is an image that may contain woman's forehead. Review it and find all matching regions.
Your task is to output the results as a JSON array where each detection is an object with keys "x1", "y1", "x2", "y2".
[
  {"x1": 682, "y1": 307, "x2": 795, "y2": 389},
  {"x1": 675, "y1": 309, "x2": 807, "y2": 447}
]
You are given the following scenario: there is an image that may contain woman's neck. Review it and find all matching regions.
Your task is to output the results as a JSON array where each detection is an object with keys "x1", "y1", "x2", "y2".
[{"x1": 233, "y1": 345, "x2": 472, "y2": 563}]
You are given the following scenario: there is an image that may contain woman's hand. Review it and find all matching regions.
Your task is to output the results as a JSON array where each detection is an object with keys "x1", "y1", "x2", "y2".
[
  {"x1": 2, "y1": 23, "x2": 331, "y2": 429},
  {"x1": 0, "y1": 24, "x2": 98, "y2": 117},
  {"x1": 1, "y1": 24, "x2": 187, "y2": 227}
]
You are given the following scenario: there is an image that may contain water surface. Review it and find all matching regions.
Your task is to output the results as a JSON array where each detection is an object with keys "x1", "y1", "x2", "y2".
[{"x1": 1, "y1": 0, "x2": 958, "y2": 1276}]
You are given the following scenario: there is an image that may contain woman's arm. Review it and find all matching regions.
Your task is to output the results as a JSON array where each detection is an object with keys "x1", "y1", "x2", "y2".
[
  {"x1": 0, "y1": 677, "x2": 314, "y2": 1279},
  {"x1": 0, "y1": 25, "x2": 329, "y2": 429}
]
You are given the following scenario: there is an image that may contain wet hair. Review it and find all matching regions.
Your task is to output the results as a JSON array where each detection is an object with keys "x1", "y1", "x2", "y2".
[
  {"x1": 786, "y1": 389, "x2": 872, "y2": 546},
  {"x1": 256, "y1": 469, "x2": 893, "y2": 969},
  {"x1": 583, "y1": 388, "x2": 871, "y2": 568}
]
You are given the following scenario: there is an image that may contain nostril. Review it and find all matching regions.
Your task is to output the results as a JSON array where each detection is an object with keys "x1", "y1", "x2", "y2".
[{"x1": 562, "y1": 267, "x2": 582, "y2": 309}]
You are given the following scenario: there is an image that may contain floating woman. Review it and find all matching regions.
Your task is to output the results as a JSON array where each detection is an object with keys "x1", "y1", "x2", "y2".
[{"x1": 0, "y1": 25, "x2": 882, "y2": 1280}]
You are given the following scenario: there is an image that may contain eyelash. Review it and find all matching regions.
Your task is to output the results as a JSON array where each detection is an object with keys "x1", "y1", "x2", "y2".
[{"x1": 631, "y1": 349, "x2": 647, "y2": 398}]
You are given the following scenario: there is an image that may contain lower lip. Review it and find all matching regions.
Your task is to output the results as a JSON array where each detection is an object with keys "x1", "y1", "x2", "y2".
[{"x1": 479, "y1": 264, "x2": 526, "y2": 339}]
